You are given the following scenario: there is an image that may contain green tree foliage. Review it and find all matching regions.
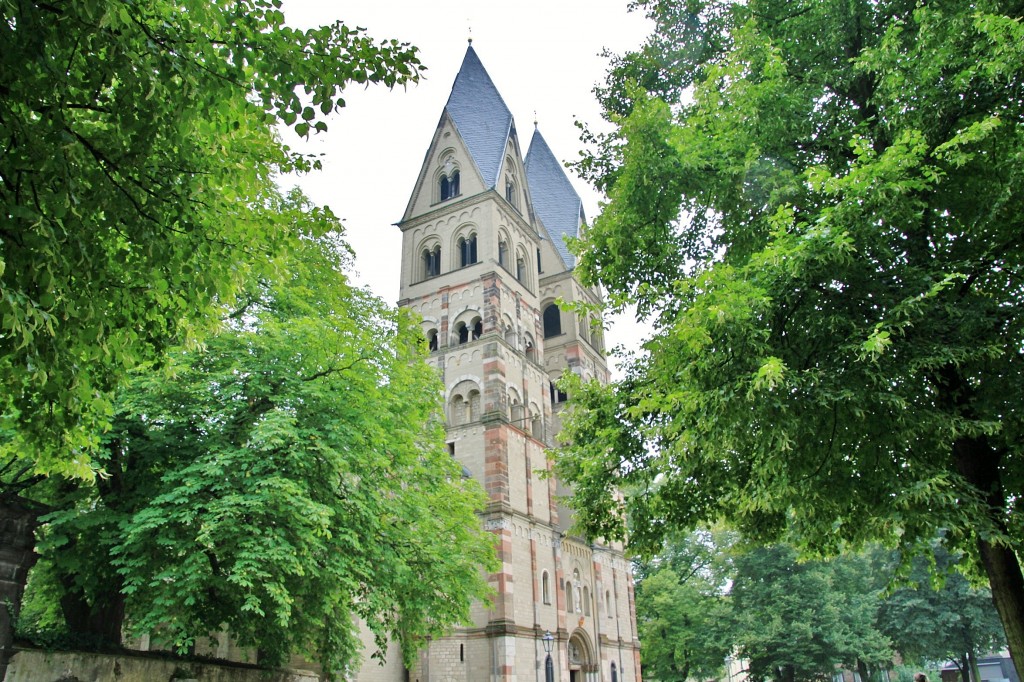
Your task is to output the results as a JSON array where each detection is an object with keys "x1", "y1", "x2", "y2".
[
  {"x1": 0, "y1": 0, "x2": 421, "y2": 476},
  {"x1": 554, "y1": 0, "x2": 1024, "y2": 664},
  {"x1": 634, "y1": 529, "x2": 735, "y2": 682},
  {"x1": 731, "y1": 545, "x2": 891, "y2": 682},
  {"x1": 26, "y1": 230, "x2": 495, "y2": 677},
  {"x1": 878, "y1": 548, "x2": 1006, "y2": 682}
]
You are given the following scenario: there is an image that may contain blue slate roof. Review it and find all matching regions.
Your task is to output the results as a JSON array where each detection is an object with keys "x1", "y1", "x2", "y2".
[
  {"x1": 445, "y1": 46, "x2": 514, "y2": 189},
  {"x1": 525, "y1": 128, "x2": 584, "y2": 269}
]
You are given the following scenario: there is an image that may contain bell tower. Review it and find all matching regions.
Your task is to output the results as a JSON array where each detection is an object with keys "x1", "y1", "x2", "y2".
[{"x1": 390, "y1": 42, "x2": 641, "y2": 682}]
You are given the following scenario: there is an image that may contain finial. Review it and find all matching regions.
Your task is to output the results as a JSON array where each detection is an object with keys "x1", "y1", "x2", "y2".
[
  {"x1": 468, "y1": 26, "x2": 472, "y2": 45},
  {"x1": 534, "y1": 110, "x2": 538, "y2": 128}
]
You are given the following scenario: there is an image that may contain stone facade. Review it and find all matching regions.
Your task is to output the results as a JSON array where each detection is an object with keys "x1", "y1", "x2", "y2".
[{"x1": 353, "y1": 43, "x2": 641, "y2": 682}]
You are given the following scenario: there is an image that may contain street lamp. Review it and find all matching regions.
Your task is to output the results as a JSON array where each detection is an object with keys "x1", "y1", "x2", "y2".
[{"x1": 542, "y1": 631, "x2": 554, "y2": 654}]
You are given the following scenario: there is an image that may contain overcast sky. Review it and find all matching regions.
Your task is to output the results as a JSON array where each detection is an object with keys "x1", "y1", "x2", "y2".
[{"x1": 280, "y1": 1, "x2": 654, "y2": 360}]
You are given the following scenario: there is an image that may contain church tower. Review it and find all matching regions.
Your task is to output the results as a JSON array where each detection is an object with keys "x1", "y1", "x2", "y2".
[{"x1": 384, "y1": 43, "x2": 641, "y2": 682}]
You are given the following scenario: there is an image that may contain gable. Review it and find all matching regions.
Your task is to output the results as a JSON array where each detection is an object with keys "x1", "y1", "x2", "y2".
[{"x1": 401, "y1": 111, "x2": 486, "y2": 223}]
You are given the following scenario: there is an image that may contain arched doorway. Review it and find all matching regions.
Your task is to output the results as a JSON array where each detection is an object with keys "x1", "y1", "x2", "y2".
[{"x1": 567, "y1": 630, "x2": 597, "y2": 682}]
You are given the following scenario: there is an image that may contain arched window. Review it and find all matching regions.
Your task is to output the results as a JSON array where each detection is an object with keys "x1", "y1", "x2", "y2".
[
  {"x1": 543, "y1": 304, "x2": 562, "y2": 338},
  {"x1": 472, "y1": 318, "x2": 483, "y2": 340},
  {"x1": 531, "y1": 408, "x2": 543, "y2": 440},
  {"x1": 583, "y1": 586, "x2": 590, "y2": 616},
  {"x1": 498, "y1": 238, "x2": 509, "y2": 268},
  {"x1": 505, "y1": 178, "x2": 517, "y2": 209},
  {"x1": 545, "y1": 655, "x2": 554, "y2": 682},
  {"x1": 455, "y1": 322, "x2": 469, "y2": 345},
  {"x1": 440, "y1": 170, "x2": 460, "y2": 201},
  {"x1": 516, "y1": 254, "x2": 526, "y2": 283},
  {"x1": 450, "y1": 396, "x2": 465, "y2": 426},
  {"x1": 524, "y1": 334, "x2": 536, "y2": 362},
  {"x1": 510, "y1": 399, "x2": 525, "y2": 425},
  {"x1": 426, "y1": 329, "x2": 438, "y2": 352},
  {"x1": 458, "y1": 233, "x2": 477, "y2": 267},
  {"x1": 565, "y1": 580, "x2": 574, "y2": 613},
  {"x1": 468, "y1": 390, "x2": 480, "y2": 422},
  {"x1": 542, "y1": 571, "x2": 551, "y2": 604},
  {"x1": 611, "y1": 662, "x2": 618, "y2": 682},
  {"x1": 550, "y1": 380, "x2": 568, "y2": 404},
  {"x1": 422, "y1": 245, "x2": 441, "y2": 279},
  {"x1": 578, "y1": 315, "x2": 590, "y2": 344}
]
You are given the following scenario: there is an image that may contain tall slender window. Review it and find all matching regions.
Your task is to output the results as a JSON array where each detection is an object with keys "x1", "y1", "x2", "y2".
[
  {"x1": 459, "y1": 234, "x2": 478, "y2": 267},
  {"x1": 611, "y1": 663, "x2": 618, "y2": 682},
  {"x1": 422, "y1": 245, "x2": 441, "y2": 279},
  {"x1": 498, "y1": 239, "x2": 508, "y2": 268},
  {"x1": 543, "y1": 304, "x2": 562, "y2": 338},
  {"x1": 440, "y1": 170, "x2": 460, "y2": 201}
]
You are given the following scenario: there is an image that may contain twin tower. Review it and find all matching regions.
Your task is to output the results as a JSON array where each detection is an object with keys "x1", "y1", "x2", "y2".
[{"x1": 367, "y1": 44, "x2": 641, "y2": 682}]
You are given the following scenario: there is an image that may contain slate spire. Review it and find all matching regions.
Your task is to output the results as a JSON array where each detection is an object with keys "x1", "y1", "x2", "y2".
[
  {"x1": 525, "y1": 127, "x2": 585, "y2": 268},
  {"x1": 444, "y1": 45, "x2": 514, "y2": 190}
]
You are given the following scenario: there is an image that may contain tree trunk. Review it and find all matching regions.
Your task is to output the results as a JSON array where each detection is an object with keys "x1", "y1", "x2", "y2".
[
  {"x1": 0, "y1": 503, "x2": 40, "y2": 679},
  {"x1": 967, "y1": 650, "x2": 981, "y2": 682},
  {"x1": 977, "y1": 536, "x2": 1024, "y2": 668},
  {"x1": 857, "y1": 659, "x2": 870, "y2": 682},
  {"x1": 59, "y1": 571, "x2": 126, "y2": 647},
  {"x1": 956, "y1": 656, "x2": 970, "y2": 682},
  {"x1": 952, "y1": 435, "x2": 1024, "y2": 679}
]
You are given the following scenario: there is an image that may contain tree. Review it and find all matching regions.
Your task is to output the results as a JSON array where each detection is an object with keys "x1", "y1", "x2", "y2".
[
  {"x1": 731, "y1": 545, "x2": 891, "y2": 682},
  {"x1": 23, "y1": 230, "x2": 496, "y2": 678},
  {"x1": 553, "y1": 0, "x2": 1024, "y2": 668},
  {"x1": 878, "y1": 548, "x2": 1006, "y2": 682},
  {"x1": 1, "y1": 1, "x2": 421, "y2": 669},
  {"x1": 634, "y1": 529, "x2": 735, "y2": 682},
  {"x1": 0, "y1": 0, "x2": 421, "y2": 477}
]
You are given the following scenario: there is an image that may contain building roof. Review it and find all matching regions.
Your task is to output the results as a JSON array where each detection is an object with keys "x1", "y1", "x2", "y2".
[
  {"x1": 445, "y1": 45, "x2": 514, "y2": 190},
  {"x1": 525, "y1": 127, "x2": 585, "y2": 269}
]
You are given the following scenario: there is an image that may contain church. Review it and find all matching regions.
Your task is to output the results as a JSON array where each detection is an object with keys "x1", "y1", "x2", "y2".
[{"x1": 356, "y1": 42, "x2": 642, "y2": 682}]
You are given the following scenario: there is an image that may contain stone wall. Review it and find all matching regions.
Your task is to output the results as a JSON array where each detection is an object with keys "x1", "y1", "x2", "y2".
[{"x1": 2, "y1": 648, "x2": 320, "y2": 682}]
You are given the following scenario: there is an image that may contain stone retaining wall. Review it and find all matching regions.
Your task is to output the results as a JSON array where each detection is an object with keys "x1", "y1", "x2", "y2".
[{"x1": 2, "y1": 648, "x2": 320, "y2": 682}]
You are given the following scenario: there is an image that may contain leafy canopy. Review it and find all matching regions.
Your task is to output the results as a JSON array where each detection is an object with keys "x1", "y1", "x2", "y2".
[
  {"x1": 558, "y1": 0, "x2": 1024, "y2": 572},
  {"x1": 0, "y1": 0, "x2": 421, "y2": 476},
  {"x1": 32, "y1": 227, "x2": 496, "y2": 676},
  {"x1": 731, "y1": 545, "x2": 891, "y2": 682},
  {"x1": 877, "y1": 546, "x2": 1006, "y2": 674},
  {"x1": 633, "y1": 528, "x2": 735, "y2": 682},
  {"x1": 554, "y1": 0, "x2": 1024, "y2": 666}
]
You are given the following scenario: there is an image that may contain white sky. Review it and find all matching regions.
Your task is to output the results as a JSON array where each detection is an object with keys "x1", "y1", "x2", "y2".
[{"x1": 280, "y1": 1, "x2": 654, "y2": 363}]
